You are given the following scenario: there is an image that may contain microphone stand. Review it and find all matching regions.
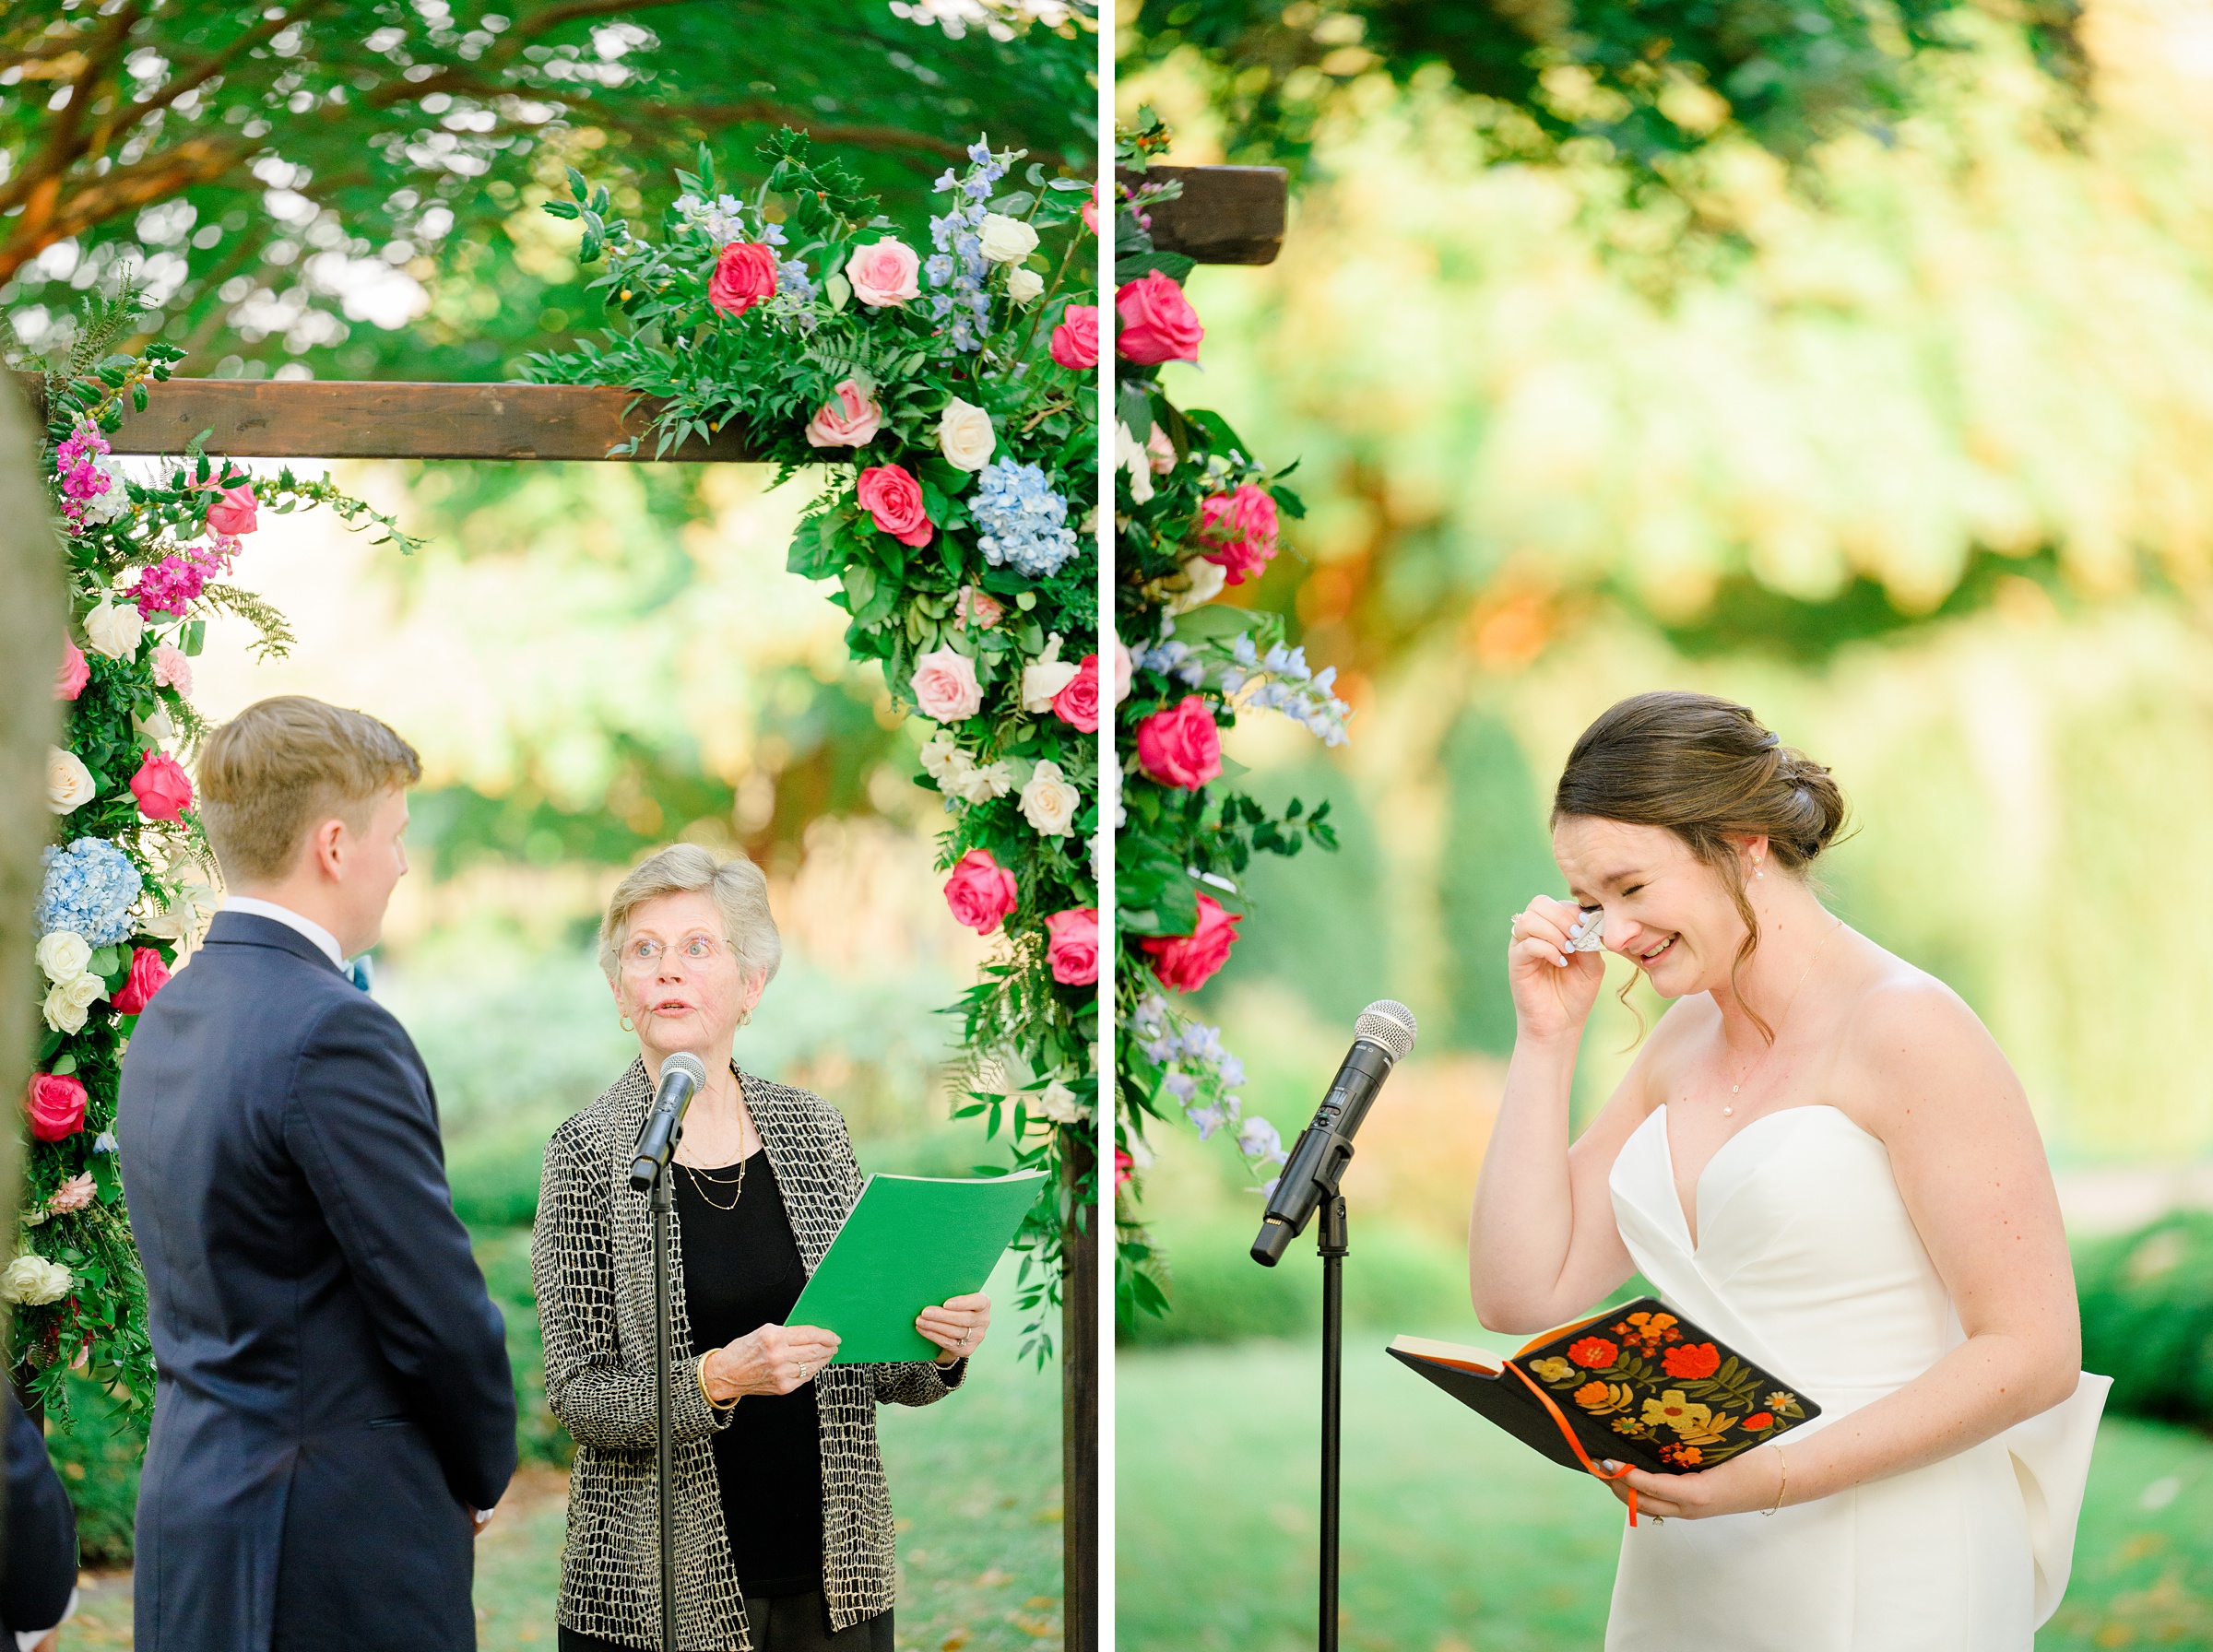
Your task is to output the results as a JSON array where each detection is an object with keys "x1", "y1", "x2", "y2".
[
  {"x1": 1317, "y1": 1191, "x2": 1348, "y2": 1652},
  {"x1": 651, "y1": 1158, "x2": 679, "y2": 1652}
]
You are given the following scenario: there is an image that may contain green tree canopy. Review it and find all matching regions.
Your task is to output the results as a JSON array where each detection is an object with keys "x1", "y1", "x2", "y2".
[{"x1": 2, "y1": 0, "x2": 1095, "y2": 379}]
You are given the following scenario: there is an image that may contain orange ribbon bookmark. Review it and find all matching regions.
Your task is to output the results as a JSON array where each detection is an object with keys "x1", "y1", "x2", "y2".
[{"x1": 1504, "y1": 1359, "x2": 1640, "y2": 1527}]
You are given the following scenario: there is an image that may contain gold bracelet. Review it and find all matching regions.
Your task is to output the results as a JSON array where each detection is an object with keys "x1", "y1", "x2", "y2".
[
  {"x1": 1763, "y1": 1445, "x2": 1788, "y2": 1516},
  {"x1": 697, "y1": 1353, "x2": 740, "y2": 1413}
]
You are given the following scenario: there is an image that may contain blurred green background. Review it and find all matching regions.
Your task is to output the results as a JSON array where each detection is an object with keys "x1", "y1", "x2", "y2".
[{"x1": 1117, "y1": 0, "x2": 2213, "y2": 1646}]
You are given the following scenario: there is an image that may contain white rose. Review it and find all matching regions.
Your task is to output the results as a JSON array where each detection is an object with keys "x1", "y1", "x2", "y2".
[
  {"x1": 1020, "y1": 759, "x2": 1082, "y2": 838},
  {"x1": 141, "y1": 872, "x2": 219, "y2": 962},
  {"x1": 0, "y1": 1255, "x2": 74, "y2": 1307},
  {"x1": 937, "y1": 398, "x2": 997, "y2": 474},
  {"x1": 945, "y1": 758, "x2": 1014, "y2": 806},
  {"x1": 46, "y1": 747, "x2": 96, "y2": 814},
  {"x1": 1169, "y1": 555, "x2": 1227, "y2": 616},
  {"x1": 42, "y1": 973, "x2": 106, "y2": 1034},
  {"x1": 1034, "y1": 1080, "x2": 1088, "y2": 1125},
  {"x1": 1115, "y1": 423, "x2": 1154, "y2": 506},
  {"x1": 35, "y1": 930, "x2": 92, "y2": 985},
  {"x1": 136, "y1": 704, "x2": 175, "y2": 743},
  {"x1": 977, "y1": 213, "x2": 1039, "y2": 265},
  {"x1": 83, "y1": 598, "x2": 144, "y2": 660},
  {"x1": 1005, "y1": 266, "x2": 1045, "y2": 304}
]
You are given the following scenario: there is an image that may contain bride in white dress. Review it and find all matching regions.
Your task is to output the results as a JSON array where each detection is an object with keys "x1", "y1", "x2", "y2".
[{"x1": 1469, "y1": 690, "x2": 2108, "y2": 1652}]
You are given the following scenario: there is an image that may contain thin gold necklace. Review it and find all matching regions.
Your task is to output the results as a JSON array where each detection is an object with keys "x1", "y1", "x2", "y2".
[
  {"x1": 1719, "y1": 917, "x2": 1845, "y2": 1118},
  {"x1": 680, "y1": 1153, "x2": 747, "y2": 1211}
]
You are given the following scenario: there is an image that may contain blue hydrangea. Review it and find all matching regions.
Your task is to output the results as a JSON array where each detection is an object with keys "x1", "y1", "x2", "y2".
[
  {"x1": 36, "y1": 837, "x2": 143, "y2": 945},
  {"x1": 972, "y1": 459, "x2": 1079, "y2": 578}
]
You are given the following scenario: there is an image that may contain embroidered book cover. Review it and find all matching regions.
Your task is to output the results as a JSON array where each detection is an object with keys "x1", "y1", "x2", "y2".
[{"x1": 1389, "y1": 1297, "x2": 1821, "y2": 1477}]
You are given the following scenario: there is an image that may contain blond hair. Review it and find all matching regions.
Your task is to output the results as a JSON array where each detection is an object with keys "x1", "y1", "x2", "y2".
[
  {"x1": 598, "y1": 844, "x2": 782, "y2": 987},
  {"x1": 196, "y1": 696, "x2": 422, "y2": 885}
]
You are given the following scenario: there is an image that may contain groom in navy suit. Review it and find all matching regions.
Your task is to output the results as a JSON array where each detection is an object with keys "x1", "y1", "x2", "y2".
[{"x1": 119, "y1": 695, "x2": 515, "y2": 1652}]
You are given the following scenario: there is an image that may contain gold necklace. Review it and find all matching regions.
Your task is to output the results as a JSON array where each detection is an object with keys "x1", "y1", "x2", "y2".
[
  {"x1": 1719, "y1": 918, "x2": 1845, "y2": 1118},
  {"x1": 680, "y1": 1153, "x2": 747, "y2": 1211}
]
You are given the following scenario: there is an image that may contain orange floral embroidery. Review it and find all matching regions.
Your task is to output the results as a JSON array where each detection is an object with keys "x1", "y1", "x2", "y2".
[
  {"x1": 1658, "y1": 1443, "x2": 1704, "y2": 1467},
  {"x1": 1573, "y1": 1381, "x2": 1611, "y2": 1407},
  {"x1": 1575, "y1": 1381, "x2": 1637, "y2": 1415},
  {"x1": 1566, "y1": 1337, "x2": 1618, "y2": 1369},
  {"x1": 1662, "y1": 1341, "x2": 1721, "y2": 1380},
  {"x1": 1742, "y1": 1412, "x2": 1774, "y2": 1431},
  {"x1": 1613, "y1": 1311, "x2": 1682, "y2": 1354}
]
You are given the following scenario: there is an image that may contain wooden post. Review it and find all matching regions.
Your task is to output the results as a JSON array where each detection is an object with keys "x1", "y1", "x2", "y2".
[
  {"x1": 1118, "y1": 164, "x2": 1288, "y2": 266},
  {"x1": 1060, "y1": 1132, "x2": 1100, "y2": 1652}
]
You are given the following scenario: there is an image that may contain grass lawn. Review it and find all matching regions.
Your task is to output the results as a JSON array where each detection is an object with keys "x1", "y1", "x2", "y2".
[
  {"x1": 63, "y1": 1260, "x2": 1064, "y2": 1652},
  {"x1": 1118, "y1": 1337, "x2": 2213, "y2": 1652}
]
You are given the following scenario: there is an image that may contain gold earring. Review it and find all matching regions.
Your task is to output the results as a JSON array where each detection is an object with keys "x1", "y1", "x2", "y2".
[
  {"x1": 737, "y1": 1008, "x2": 751, "y2": 1028},
  {"x1": 620, "y1": 1014, "x2": 635, "y2": 1032}
]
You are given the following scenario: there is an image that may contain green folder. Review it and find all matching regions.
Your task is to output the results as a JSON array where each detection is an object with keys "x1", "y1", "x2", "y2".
[{"x1": 787, "y1": 1170, "x2": 1047, "y2": 1363}]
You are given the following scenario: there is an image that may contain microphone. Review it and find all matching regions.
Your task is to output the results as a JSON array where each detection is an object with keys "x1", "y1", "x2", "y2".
[
  {"x1": 1250, "y1": 1001, "x2": 1418, "y2": 1266},
  {"x1": 630, "y1": 1052, "x2": 708, "y2": 1192}
]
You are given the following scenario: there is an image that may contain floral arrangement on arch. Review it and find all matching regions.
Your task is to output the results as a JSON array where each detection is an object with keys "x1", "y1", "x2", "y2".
[
  {"x1": 1111, "y1": 114, "x2": 1353, "y2": 1325},
  {"x1": 527, "y1": 132, "x2": 1099, "y2": 1351},
  {"x1": 19, "y1": 289, "x2": 416, "y2": 1421}
]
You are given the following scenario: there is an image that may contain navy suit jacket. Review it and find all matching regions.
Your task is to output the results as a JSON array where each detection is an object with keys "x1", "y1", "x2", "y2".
[
  {"x1": 2, "y1": 1387, "x2": 77, "y2": 1638},
  {"x1": 118, "y1": 912, "x2": 516, "y2": 1652}
]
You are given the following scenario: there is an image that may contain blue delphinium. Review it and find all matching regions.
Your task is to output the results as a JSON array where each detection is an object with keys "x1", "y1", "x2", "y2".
[
  {"x1": 925, "y1": 147, "x2": 1005, "y2": 353},
  {"x1": 36, "y1": 837, "x2": 143, "y2": 945},
  {"x1": 971, "y1": 459, "x2": 1079, "y2": 577}
]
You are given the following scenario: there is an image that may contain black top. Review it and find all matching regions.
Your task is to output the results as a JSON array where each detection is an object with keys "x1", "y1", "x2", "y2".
[{"x1": 674, "y1": 1148, "x2": 823, "y2": 1597}]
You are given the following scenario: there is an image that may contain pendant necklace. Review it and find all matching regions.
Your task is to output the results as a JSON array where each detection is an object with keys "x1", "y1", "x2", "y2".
[{"x1": 1719, "y1": 917, "x2": 1845, "y2": 1118}]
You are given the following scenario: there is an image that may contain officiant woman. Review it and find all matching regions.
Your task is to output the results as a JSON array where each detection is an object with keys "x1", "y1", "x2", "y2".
[{"x1": 534, "y1": 844, "x2": 991, "y2": 1652}]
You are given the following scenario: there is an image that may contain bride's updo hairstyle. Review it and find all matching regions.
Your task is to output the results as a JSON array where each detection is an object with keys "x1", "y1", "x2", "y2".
[{"x1": 1553, "y1": 691, "x2": 1848, "y2": 1035}]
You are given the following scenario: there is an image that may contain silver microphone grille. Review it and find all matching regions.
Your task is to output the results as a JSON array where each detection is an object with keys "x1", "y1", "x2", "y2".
[
  {"x1": 1355, "y1": 1000, "x2": 1419, "y2": 1063},
  {"x1": 661, "y1": 1052, "x2": 708, "y2": 1088}
]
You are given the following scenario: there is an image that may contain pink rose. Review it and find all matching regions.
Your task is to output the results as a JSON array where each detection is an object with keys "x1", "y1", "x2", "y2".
[
  {"x1": 1083, "y1": 183, "x2": 1100, "y2": 237},
  {"x1": 709, "y1": 242, "x2": 780, "y2": 317},
  {"x1": 1141, "y1": 894, "x2": 1242, "y2": 993},
  {"x1": 943, "y1": 848, "x2": 1019, "y2": 935},
  {"x1": 54, "y1": 636, "x2": 89, "y2": 702},
  {"x1": 1050, "y1": 304, "x2": 1099, "y2": 372},
  {"x1": 857, "y1": 463, "x2": 933, "y2": 548},
  {"x1": 45, "y1": 1172, "x2": 96, "y2": 1216},
  {"x1": 846, "y1": 239, "x2": 921, "y2": 308},
  {"x1": 1051, "y1": 655, "x2": 1100, "y2": 733},
  {"x1": 957, "y1": 586, "x2": 1005, "y2": 630},
  {"x1": 1115, "y1": 1147, "x2": 1133, "y2": 1189},
  {"x1": 111, "y1": 946, "x2": 172, "y2": 1017},
  {"x1": 805, "y1": 378, "x2": 883, "y2": 448},
  {"x1": 1116, "y1": 270, "x2": 1204, "y2": 366},
  {"x1": 1045, "y1": 907, "x2": 1099, "y2": 985},
  {"x1": 1198, "y1": 482, "x2": 1281, "y2": 586},
  {"x1": 205, "y1": 482, "x2": 258, "y2": 537},
  {"x1": 130, "y1": 749, "x2": 194, "y2": 821},
  {"x1": 1135, "y1": 695, "x2": 1222, "y2": 789},
  {"x1": 910, "y1": 647, "x2": 983, "y2": 722},
  {"x1": 26, "y1": 1073, "x2": 87, "y2": 1144},
  {"x1": 1112, "y1": 639, "x2": 1133, "y2": 704},
  {"x1": 152, "y1": 643, "x2": 194, "y2": 695}
]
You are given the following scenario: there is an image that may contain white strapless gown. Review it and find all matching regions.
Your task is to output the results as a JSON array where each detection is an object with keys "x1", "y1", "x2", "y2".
[{"x1": 1604, "y1": 1104, "x2": 2110, "y2": 1651}]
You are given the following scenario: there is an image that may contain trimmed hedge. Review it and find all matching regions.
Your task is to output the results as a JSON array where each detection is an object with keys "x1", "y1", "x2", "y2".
[{"x1": 2076, "y1": 1210, "x2": 2213, "y2": 1426}]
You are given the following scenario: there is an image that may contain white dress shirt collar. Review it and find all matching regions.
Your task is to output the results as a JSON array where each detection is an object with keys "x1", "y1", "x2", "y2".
[{"x1": 223, "y1": 896, "x2": 346, "y2": 971}]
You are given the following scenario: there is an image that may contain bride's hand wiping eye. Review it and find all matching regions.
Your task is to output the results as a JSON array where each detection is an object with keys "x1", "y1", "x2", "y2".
[{"x1": 1507, "y1": 894, "x2": 1605, "y2": 1044}]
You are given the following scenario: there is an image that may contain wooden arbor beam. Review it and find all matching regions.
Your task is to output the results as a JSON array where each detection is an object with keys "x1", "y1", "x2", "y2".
[{"x1": 1121, "y1": 163, "x2": 1288, "y2": 266}]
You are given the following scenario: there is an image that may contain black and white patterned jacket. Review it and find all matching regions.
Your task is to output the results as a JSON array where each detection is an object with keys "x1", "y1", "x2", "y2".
[{"x1": 532, "y1": 1060, "x2": 964, "y2": 1649}]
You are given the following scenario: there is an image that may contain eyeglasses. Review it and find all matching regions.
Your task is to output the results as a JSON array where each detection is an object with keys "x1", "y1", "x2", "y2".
[{"x1": 620, "y1": 931, "x2": 728, "y2": 972}]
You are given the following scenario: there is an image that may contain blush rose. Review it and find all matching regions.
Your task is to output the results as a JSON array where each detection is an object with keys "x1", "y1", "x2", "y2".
[
  {"x1": 1044, "y1": 907, "x2": 1099, "y2": 986},
  {"x1": 805, "y1": 379, "x2": 883, "y2": 448},
  {"x1": 130, "y1": 749, "x2": 194, "y2": 821},
  {"x1": 942, "y1": 848, "x2": 1019, "y2": 935},
  {"x1": 910, "y1": 648, "x2": 984, "y2": 722},
  {"x1": 857, "y1": 463, "x2": 933, "y2": 548},
  {"x1": 1115, "y1": 270, "x2": 1203, "y2": 366},
  {"x1": 26, "y1": 1073, "x2": 88, "y2": 1143},
  {"x1": 1134, "y1": 695, "x2": 1222, "y2": 789},
  {"x1": 709, "y1": 242, "x2": 780, "y2": 317},
  {"x1": 1198, "y1": 482, "x2": 1282, "y2": 585},
  {"x1": 1049, "y1": 304, "x2": 1099, "y2": 372},
  {"x1": 846, "y1": 239, "x2": 921, "y2": 308},
  {"x1": 1140, "y1": 894, "x2": 1241, "y2": 993},
  {"x1": 205, "y1": 482, "x2": 259, "y2": 537}
]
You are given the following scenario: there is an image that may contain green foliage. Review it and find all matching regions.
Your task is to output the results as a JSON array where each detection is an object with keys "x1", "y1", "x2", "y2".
[
  {"x1": 39, "y1": 1371, "x2": 145, "y2": 1568},
  {"x1": 1124, "y1": 0, "x2": 2077, "y2": 183},
  {"x1": 1, "y1": 1, "x2": 1096, "y2": 381},
  {"x1": 1439, "y1": 710, "x2": 1561, "y2": 1054},
  {"x1": 2077, "y1": 1213, "x2": 2213, "y2": 1429}
]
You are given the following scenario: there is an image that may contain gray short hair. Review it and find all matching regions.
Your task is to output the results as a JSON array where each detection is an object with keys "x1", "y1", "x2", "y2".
[{"x1": 598, "y1": 844, "x2": 782, "y2": 988}]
